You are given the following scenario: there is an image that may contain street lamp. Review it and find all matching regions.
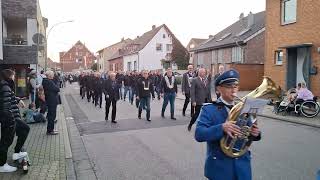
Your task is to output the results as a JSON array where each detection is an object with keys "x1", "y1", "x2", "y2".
[{"x1": 45, "y1": 20, "x2": 74, "y2": 71}]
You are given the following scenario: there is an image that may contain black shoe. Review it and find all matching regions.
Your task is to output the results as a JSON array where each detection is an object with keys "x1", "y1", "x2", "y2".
[
  {"x1": 161, "y1": 114, "x2": 165, "y2": 118},
  {"x1": 105, "y1": 117, "x2": 108, "y2": 121},
  {"x1": 187, "y1": 125, "x2": 192, "y2": 131},
  {"x1": 111, "y1": 120, "x2": 117, "y2": 124},
  {"x1": 138, "y1": 116, "x2": 141, "y2": 119},
  {"x1": 54, "y1": 119, "x2": 58, "y2": 123},
  {"x1": 147, "y1": 119, "x2": 151, "y2": 121},
  {"x1": 171, "y1": 117, "x2": 177, "y2": 120}
]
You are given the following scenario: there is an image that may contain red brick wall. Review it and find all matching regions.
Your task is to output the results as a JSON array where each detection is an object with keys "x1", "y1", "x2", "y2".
[
  {"x1": 245, "y1": 31, "x2": 265, "y2": 64},
  {"x1": 109, "y1": 57, "x2": 123, "y2": 72},
  {"x1": 265, "y1": 0, "x2": 320, "y2": 96},
  {"x1": 229, "y1": 64, "x2": 264, "y2": 91},
  {"x1": 60, "y1": 42, "x2": 95, "y2": 72}
]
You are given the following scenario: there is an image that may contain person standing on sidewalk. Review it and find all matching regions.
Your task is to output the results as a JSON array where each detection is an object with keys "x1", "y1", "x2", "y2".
[
  {"x1": 137, "y1": 70, "x2": 155, "y2": 121},
  {"x1": 104, "y1": 72, "x2": 120, "y2": 123},
  {"x1": 42, "y1": 70, "x2": 60, "y2": 135},
  {"x1": 188, "y1": 68, "x2": 211, "y2": 131},
  {"x1": 182, "y1": 64, "x2": 196, "y2": 117},
  {"x1": 0, "y1": 69, "x2": 29, "y2": 172},
  {"x1": 161, "y1": 68, "x2": 178, "y2": 120}
]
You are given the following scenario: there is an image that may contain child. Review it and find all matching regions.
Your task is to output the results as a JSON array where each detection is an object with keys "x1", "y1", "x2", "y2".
[{"x1": 23, "y1": 103, "x2": 46, "y2": 124}]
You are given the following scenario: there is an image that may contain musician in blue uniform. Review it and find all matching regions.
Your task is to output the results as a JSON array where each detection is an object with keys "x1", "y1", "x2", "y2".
[{"x1": 195, "y1": 69, "x2": 261, "y2": 180}]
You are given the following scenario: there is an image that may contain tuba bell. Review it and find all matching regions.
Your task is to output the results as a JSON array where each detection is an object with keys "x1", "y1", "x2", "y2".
[{"x1": 220, "y1": 76, "x2": 282, "y2": 158}]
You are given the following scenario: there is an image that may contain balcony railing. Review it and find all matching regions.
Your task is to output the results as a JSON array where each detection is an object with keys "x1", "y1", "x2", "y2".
[{"x1": 4, "y1": 35, "x2": 28, "y2": 46}]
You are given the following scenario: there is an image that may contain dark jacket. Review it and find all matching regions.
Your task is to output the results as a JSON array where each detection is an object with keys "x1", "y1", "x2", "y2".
[
  {"x1": 103, "y1": 79, "x2": 120, "y2": 100},
  {"x1": 94, "y1": 77, "x2": 104, "y2": 93},
  {"x1": 181, "y1": 72, "x2": 195, "y2": 95},
  {"x1": 42, "y1": 78, "x2": 60, "y2": 106},
  {"x1": 190, "y1": 76, "x2": 211, "y2": 105},
  {"x1": 124, "y1": 75, "x2": 132, "y2": 87},
  {"x1": 0, "y1": 79, "x2": 21, "y2": 124},
  {"x1": 161, "y1": 75, "x2": 178, "y2": 94},
  {"x1": 137, "y1": 78, "x2": 155, "y2": 98}
]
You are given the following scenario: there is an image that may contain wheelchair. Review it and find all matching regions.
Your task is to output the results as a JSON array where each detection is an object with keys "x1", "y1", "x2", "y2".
[{"x1": 274, "y1": 96, "x2": 320, "y2": 118}]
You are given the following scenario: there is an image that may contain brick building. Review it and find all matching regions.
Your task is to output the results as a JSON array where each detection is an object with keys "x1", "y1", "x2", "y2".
[
  {"x1": 192, "y1": 11, "x2": 265, "y2": 90},
  {"x1": 47, "y1": 57, "x2": 61, "y2": 71},
  {"x1": 265, "y1": 0, "x2": 320, "y2": 96},
  {"x1": 0, "y1": 0, "x2": 48, "y2": 97},
  {"x1": 60, "y1": 41, "x2": 96, "y2": 72}
]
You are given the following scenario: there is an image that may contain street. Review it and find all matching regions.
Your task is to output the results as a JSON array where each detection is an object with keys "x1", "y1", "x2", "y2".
[{"x1": 63, "y1": 83, "x2": 320, "y2": 180}]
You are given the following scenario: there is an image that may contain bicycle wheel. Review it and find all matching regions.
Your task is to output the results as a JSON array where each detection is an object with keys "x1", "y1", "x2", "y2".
[{"x1": 300, "y1": 101, "x2": 320, "y2": 118}]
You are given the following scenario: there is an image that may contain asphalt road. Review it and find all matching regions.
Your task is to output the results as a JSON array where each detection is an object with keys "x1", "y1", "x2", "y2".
[{"x1": 63, "y1": 83, "x2": 320, "y2": 180}]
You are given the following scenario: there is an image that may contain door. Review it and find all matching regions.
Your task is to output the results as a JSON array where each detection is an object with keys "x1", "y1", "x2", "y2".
[{"x1": 286, "y1": 48, "x2": 297, "y2": 89}]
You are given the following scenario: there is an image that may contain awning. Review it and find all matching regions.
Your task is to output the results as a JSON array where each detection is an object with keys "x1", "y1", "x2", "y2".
[{"x1": 279, "y1": 43, "x2": 313, "y2": 49}]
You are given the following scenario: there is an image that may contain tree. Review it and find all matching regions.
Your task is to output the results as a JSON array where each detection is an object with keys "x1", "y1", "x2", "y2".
[
  {"x1": 91, "y1": 63, "x2": 98, "y2": 71},
  {"x1": 171, "y1": 35, "x2": 189, "y2": 70}
]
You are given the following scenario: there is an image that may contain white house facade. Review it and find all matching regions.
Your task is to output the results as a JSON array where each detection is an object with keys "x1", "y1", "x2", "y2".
[{"x1": 123, "y1": 26, "x2": 173, "y2": 71}]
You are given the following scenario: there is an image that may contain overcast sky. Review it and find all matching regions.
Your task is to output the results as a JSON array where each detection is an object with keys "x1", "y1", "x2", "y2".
[{"x1": 40, "y1": 0, "x2": 265, "y2": 62}]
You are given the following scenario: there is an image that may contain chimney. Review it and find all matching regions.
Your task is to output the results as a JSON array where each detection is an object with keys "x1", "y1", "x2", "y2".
[
  {"x1": 247, "y1": 12, "x2": 254, "y2": 28},
  {"x1": 239, "y1": 13, "x2": 244, "y2": 20},
  {"x1": 152, "y1": 25, "x2": 156, "y2": 30}
]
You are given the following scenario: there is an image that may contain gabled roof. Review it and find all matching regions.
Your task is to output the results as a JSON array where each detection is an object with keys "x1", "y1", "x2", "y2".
[
  {"x1": 194, "y1": 11, "x2": 265, "y2": 52},
  {"x1": 191, "y1": 38, "x2": 207, "y2": 45},
  {"x1": 187, "y1": 38, "x2": 207, "y2": 51},
  {"x1": 60, "y1": 40, "x2": 95, "y2": 59},
  {"x1": 98, "y1": 38, "x2": 133, "y2": 61}
]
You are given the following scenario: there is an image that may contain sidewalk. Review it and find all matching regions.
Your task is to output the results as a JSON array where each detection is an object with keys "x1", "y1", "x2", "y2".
[
  {"x1": 176, "y1": 90, "x2": 320, "y2": 128},
  {"x1": 0, "y1": 105, "x2": 71, "y2": 180}
]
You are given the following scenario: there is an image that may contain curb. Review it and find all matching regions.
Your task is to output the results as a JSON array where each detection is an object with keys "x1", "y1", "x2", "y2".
[{"x1": 258, "y1": 114, "x2": 320, "y2": 129}]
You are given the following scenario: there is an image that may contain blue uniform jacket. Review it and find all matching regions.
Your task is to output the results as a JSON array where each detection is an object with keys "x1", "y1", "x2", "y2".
[{"x1": 195, "y1": 102, "x2": 260, "y2": 180}]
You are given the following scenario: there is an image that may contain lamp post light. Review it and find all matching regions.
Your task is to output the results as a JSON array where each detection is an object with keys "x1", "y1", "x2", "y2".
[{"x1": 45, "y1": 20, "x2": 74, "y2": 71}]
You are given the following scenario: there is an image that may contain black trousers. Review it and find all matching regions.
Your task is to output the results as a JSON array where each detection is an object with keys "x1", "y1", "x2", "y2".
[
  {"x1": 105, "y1": 98, "x2": 117, "y2": 121},
  {"x1": 15, "y1": 119, "x2": 30, "y2": 153},
  {"x1": 183, "y1": 93, "x2": 194, "y2": 116},
  {"x1": 188, "y1": 105, "x2": 203, "y2": 129},
  {"x1": 95, "y1": 92, "x2": 102, "y2": 107},
  {"x1": 47, "y1": 105, "x2": 57, "y2": 132},
  {"x1": 87, "y1": 89, "x2": 93, "y2": 102},
  {"x1": 0, "y1": 120, "x2": 15, "y2": 166}
]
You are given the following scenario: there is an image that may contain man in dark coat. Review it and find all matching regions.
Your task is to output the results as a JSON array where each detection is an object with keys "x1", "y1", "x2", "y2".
[
  {"x1": 160, "y1": 68, "x2": 178, "y2": 120},
  {"x1": 136, "y1": 70, "x2": 155, "y2": 121},
  {"x1": 103, "y1": 72, "x2": 120, "y2": 123},
  {"x1": 188, "y1": 68, "x2": 211, "y2": 131},
  {"x1": 93, "y1": 72, "x2": 104, "y2": 108},
  {"x1": 42, "y1": 70, "x2": 60, "y2": 135},
  {"x1": 181, "y1": 65, "x2": 196, "y2": 117}
]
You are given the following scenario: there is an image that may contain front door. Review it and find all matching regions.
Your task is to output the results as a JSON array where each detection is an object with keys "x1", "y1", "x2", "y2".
[{"x1": 286, "y1": 47, "x2": 311, "y2": 89}]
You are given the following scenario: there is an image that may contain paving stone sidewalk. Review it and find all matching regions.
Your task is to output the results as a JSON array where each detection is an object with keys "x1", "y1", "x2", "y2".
[{"x1": 0, "y1": 105, "x2": 68, "y2": 180}]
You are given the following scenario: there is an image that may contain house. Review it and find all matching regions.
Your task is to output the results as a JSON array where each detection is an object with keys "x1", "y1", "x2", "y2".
[
  {"x1": 265, "y1": 0, "x2": 320, "y2": 96},
  {"x1": 107, "y1": 24, "x2": 188, "y2": 72},
  {"x1": 97, "y1": 38, "x2": 133, "y2": 72},
  {"x1": 47, "y1": 57, "x2": 61, "y2": 71},
  {"x1": 0, "y1": 0, "x2": 48, "y2": 97},
  {"x1": 186, "y1": 38, "x2": 207, "y2": 64},
  {"x1": 60, "y1": 41, "x2": 96, "y2": 73},
  {"x1": 192, "y1": 11, "x2": 265, "y2": 90}
]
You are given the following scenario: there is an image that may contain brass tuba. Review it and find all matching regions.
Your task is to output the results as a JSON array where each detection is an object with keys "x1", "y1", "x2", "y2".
[{"x1": 220, "y1": 76, "x2": 282, "y2": 158}]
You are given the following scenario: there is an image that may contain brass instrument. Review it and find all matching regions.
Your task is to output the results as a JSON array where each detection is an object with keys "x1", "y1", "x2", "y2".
[{"x1": 220, "y1": 76, "x2": 282, "y2": 158}]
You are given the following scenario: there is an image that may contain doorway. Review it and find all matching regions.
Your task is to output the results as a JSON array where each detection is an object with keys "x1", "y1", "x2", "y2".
[{"x1": 286, "y1": 47, "x2": 311, "y2": 89}]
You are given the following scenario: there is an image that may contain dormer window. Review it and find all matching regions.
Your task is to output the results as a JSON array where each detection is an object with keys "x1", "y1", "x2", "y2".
[
  {"x1": 237, "y1": 28, "x2": 251, "y2": 37},
  {"x1": 216, "y1": 33, "x2": 231, "y2": 42},
  {"x1": 190, "y1": 44, "x2": 195, "y2": 49}
]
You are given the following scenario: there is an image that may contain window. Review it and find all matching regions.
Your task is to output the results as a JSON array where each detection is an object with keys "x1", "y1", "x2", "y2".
[
  {"x1": 275, "y1": 50, "x2": 283, "y2": 65},
  {"x1": 231, "y1": 47, "x2": 243, "y2": 63},
  {"x1": 163, "y1": 34, "x2": 166, "y2": 38},
  {"x1": 127, "y1": 62, "x2": 132, "y2": 71},
  {"x1": 134, "y1": 61, "x2": 137, "y2": 70},
  {"x1": 216, "y1": 33, "x2": 231, "y2": 42},
  {"x1": 156, "y1": 43, "x2": 162, "y2": 51},
  {"x1": 281, "y1": 0, "x2": 297, "y2": 24},
  {"x1": 217, "y1": 49, "x2": 223, "y2": 63},
  {"x1": 166, "y1": 44, "x2": 172, "y2": 51},
  {"x1": 190, "y1": 44, "x2": 195, "y2": 49}
]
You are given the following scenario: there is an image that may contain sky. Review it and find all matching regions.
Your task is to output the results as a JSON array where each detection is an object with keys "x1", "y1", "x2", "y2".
[{"x1": 39, "y1": 0, "x2": 266, "y2": 62}]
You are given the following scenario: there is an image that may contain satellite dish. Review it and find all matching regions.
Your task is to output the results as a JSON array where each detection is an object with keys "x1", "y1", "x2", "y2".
[{"x1": 32, "y1": 33, "x2": 45, "y2": 45}]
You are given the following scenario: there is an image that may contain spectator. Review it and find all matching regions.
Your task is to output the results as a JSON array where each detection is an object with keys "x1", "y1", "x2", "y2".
[
  {"x1": 0, "y1": 69, "x2": 30, "y2": 172},
  {"x1": 29, "y1": 69, "x2": 40, "y2": 104},
  {"x1": 42, "y1": 70, "x2": 60, "y2": 135},
  {"x1": 23, "y1": 103, "x2": 46, "y2": 124}
]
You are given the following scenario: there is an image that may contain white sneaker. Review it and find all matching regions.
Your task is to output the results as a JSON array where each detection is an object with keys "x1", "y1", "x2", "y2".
[
  {"x1": 12, "y1": 152, "x2": 28, "y2": 160},
  {"x1": 0, "y1": 163, "x2": 17, "y2": 172}
]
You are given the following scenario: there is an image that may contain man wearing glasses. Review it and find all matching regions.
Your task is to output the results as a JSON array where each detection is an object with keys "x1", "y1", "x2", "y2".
[{"x1": 195, "y1": 69, "x2": 261, "y2": 180}]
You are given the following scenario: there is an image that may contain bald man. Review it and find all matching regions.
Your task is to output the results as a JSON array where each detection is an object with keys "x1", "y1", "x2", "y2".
[{"x1": 103, "y1": 72, "x2": 121, "y2": 123}]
